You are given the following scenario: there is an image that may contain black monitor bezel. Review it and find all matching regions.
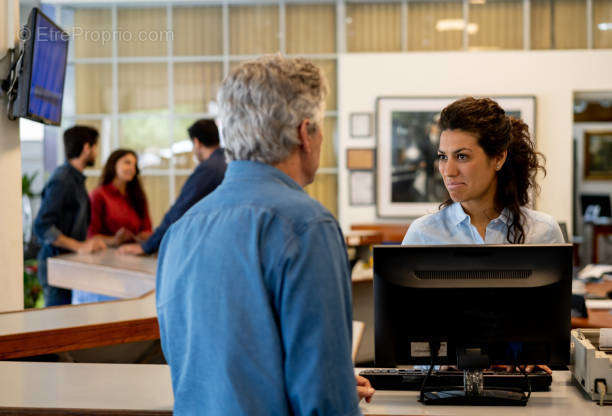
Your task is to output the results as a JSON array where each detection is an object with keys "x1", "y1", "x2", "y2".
[
  {"x1": 16, "y1": 7, "x2": 69, "y2": 126},
  {"x1": 373, "y1": 244, "x2": 573, "y2": 368}
]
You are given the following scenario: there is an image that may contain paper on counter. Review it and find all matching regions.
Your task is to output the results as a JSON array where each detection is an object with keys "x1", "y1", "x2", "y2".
[
  {"x1": 600, "y1": 328, "x2": 612, "y2": 349},
  {"x1": 585, "y1": 299, "x2": 612, "y2": 309},
  {"x1": 577, "y1": 264, "x2": 612, "y2": 280}
]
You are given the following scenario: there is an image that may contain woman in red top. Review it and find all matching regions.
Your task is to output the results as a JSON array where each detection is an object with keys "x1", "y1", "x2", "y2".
[
  {"x1": 74, "y1": 149, "x2": 152, "y2": 304},
  {"x1": 88, "y1": 149, "x2": 152, "y2": 246}
]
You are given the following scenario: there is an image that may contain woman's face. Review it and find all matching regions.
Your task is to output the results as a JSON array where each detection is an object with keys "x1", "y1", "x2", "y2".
[
  {"x1": 114, "y1": 153, "x2": 138, "y2": 183},
  {"x1": 438, "y1": 129, "x2": 504, "y2": 205}
]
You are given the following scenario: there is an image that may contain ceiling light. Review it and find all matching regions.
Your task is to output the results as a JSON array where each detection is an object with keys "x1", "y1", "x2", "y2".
[
  {"x1": 598, "y1": 22, "x2": 612, "y2": 31},
  {"x1": 436, "y1": 19, "x2": 479, "y2": 35}
]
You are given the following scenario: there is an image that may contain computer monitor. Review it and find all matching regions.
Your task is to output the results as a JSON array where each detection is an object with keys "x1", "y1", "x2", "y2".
[
  {"x1": 580, "y1": 194, "x2": 611, "y2": 218},
  {"x1": 373, "y1": 245, "x2": 572, "y2": 404},
  {"x1": 12, "y1": 8, "x2": 69, "y2": 125}
]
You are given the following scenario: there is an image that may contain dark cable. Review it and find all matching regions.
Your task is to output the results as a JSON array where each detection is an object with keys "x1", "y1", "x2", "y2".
[
  {"x1": 518, "y1": 365, "x2": 532, "y2": 402},
  {"x1": 419, "y1": 340, "x2": 439, "y2": 402}
]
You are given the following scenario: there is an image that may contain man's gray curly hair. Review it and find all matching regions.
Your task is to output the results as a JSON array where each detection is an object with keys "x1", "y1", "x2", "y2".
[{"x1": 217, "y1": 55, "x2": 328, "y2": 165}]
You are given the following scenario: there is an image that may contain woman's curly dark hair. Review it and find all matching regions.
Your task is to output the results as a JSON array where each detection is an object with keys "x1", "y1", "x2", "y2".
[
  {"x1": 100, "y1": 149, "x2": 148, "y2": 220},
  {"x1": 438, "y1": 97, "x2": 545, "y2": 244}
]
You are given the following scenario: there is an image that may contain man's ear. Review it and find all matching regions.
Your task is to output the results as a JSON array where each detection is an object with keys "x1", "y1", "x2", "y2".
[
  {"x1": 82, "y1": 142, "x2": 91, "y2": 157},
  {"x1": 297, "y1": 119, "x2": 313, "y2": 154}
]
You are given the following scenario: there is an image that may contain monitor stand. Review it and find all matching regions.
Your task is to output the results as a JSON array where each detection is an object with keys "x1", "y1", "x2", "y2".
[{"x1": 420, "y1": 369, "x2": 528, "y2": 406}]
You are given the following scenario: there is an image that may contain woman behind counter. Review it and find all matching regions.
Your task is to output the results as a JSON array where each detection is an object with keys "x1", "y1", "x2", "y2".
[
  {"x1": 403, "y1": 97, "x2": 564, "y2": 374},
  {"x1": 72, "y1": 149, "x2": 152, "y2": 304},
  {"x1": 403, "y1": 96, "x2": 564, "y2": 246}
]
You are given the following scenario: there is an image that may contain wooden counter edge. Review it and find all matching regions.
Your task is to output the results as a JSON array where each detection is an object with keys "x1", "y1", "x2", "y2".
[{"x1": 0, "y1": 317, "x2": 160, "y2": 359}]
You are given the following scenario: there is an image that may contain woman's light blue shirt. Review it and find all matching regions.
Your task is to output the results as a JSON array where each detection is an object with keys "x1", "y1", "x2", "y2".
[{"x1": 402, "y1": 202, "x2": 565, "y2": 245}]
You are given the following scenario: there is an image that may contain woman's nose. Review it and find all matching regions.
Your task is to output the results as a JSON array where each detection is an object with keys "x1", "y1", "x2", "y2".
[{"x1": 441, "y1": 159, "x2": 458, "y2": 176}]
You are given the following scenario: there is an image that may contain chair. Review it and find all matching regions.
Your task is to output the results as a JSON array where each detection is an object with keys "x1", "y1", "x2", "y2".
[{"x1": 352, "y1": 320, "x2": 365, "y2": 363}]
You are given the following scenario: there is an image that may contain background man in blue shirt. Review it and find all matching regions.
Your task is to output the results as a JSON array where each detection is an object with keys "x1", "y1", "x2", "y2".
[
  {"x1": 156, "y1": 56, "x2": 374, "y2": 415},
  {"x1": 34, "y1": 126, "x2": 107, "y2": 306},
  {"x1": 120, "y1": 119, "x2": 226, "y2": 255}
]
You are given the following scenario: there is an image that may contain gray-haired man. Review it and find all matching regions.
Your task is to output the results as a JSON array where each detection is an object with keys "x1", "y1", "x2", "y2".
[{"x1": 156, "y1": 55, "x2": 374, "y2": 415}]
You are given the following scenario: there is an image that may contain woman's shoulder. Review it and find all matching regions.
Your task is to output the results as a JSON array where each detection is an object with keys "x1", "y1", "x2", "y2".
[
  {"x1": 520, "y1": 207, "x2": 565, "y2": 243},
  {"x1": 403, "y1": 206, "x2": 454, "y2": 244},
  {"x1": 520, "y1": 207, "x2": 558, "y2": 227},
  {"x1": 410, "y1": 210, "x2": 446, "y2": 229}
]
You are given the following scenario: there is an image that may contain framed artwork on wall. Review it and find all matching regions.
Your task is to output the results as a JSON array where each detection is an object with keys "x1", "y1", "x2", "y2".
[
  {"x1": 349, "y1": 171, "x2": 375, "y2": 206},
  {"x1": 350, "y1": 113, "x2": 373, "y2": 138},
  {"x1": 376, "y1": 96, "x2": 536, "y2": 218},
  {"x1": 584, "y1": 131, "x2": 612, "y2": 180},
  {"x1": 346, "y1": 148, "x2": 375, "y2": 170}
]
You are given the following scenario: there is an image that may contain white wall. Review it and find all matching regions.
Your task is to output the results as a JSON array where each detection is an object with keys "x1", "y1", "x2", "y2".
[
  {"x1": 0, "y1": 0, "x2": 23, "y2": 312},
  {"x1": 338, "y1": 51, "x2": 612, "y2": 234}
]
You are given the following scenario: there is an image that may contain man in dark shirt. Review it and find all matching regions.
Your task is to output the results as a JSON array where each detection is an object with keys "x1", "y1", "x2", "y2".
[
  {"x1": 119, "y1": 119, "x2": 227, "y2": 255},
  {"x1": 34, "y1": 126, "x2": 107, "y2": 306}
]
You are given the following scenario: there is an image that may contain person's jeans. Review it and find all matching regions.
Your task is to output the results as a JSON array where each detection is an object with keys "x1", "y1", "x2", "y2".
[{"x1": 38, "y1": 254, "x2": 72, "y2": 306}]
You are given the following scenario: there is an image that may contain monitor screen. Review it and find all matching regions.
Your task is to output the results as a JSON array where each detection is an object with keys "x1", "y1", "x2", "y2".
[
  {"x1": 373, "y1": 245, "x2": 572, "y2": 368},
  {"x1": 13, "y1": 8, "x2": 68, "y2": 125}
]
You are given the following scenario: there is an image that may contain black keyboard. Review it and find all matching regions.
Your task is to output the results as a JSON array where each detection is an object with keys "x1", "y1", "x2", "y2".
[{"x1": 359, "y1": 368, "x2": 552, "y2": 392}]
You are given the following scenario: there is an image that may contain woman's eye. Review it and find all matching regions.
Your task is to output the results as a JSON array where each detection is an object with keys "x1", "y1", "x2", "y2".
[
  {"x1": 457, "y1": 154, "x2": 467, "y2": 160},
  {"x1": 437, "y1": 154, "x2": 447, "y2": 161}
]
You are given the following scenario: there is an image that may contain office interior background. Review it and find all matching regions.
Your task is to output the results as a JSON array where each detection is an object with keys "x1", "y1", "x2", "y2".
[{"x1": 18, "y1": 0, "x2": 612, "y2": 264}]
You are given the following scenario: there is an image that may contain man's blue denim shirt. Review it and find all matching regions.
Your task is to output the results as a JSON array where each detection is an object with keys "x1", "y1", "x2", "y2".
[{"x1": 156, "y1": 161, "x2": 360, "y2": 416}]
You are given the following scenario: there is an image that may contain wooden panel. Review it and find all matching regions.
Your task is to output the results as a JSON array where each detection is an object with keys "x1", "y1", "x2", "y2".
[
  {"x1": 174, "y1": 62, "x2": 224, "y2": 114},
  {"x1": 118, "y1": 64, "x2": 167, "y2": 113},
  {"x1": 229, "y1": 5, "x2": 279, "y2": 55},
  {"x1": 73, "y1": 9, "x2": 112, "y2": 58},
  {"x1": 140, "y1": 176, "x2": 170, "y2": 228},
  {"x1": 594, "y1": 0, "x2": 612, "y2": 49},
  {"x1": 321, "y1": 117, "x2": 338, "y2": 169},
  {"x1": 351, "y1": 223, "x2": 410, "y2": 243},
  {"x1": 0, "y1": 317, "x2": 159, "y2": 360},
  {"x1": 117, "y1": 8, "x2": 167, "y2": 57},
  {"x1": 75, "y1": 64, "x2": 112, "y2": 114},
  {"x1": 408, "y1": 1, "x2": 463, "y2": 51},
  {"x1": 554, "y1": 0, "x2": 587, "y2": 49},
  {"x1": 305, "y1": 173, "x2": 338, "y2": 218},
  {"x1": 172, "y1": 6, "x2": 223, "y2": 56},
  {"x1": 531, "y1": 0, "x2": 553, "y2": 49},
  {"x1": 311, "y1": 59, "x2": 337, "y2": 111},
  {"x1": 346, "y1": 3, "x2": 402, "y2": 52},
  {"x1": 469, "y1": 0, "x2": 523, "y2": 50},
  {"x1": 286, "y1": 4, "x2": 336, "y2": 54},
  {"x1": 533, "y1": 0, "x2": 587, "y2": 49}
]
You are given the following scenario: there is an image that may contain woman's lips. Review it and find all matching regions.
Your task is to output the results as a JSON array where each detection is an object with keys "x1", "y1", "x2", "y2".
[{"x1": 446, "y1": 182, "x2": 465, "y2": 190}]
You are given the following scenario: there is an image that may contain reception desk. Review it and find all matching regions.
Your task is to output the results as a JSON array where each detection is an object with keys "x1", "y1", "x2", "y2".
[
  {"x1": 0, "y1": 364, "x2": 605, "y2": 415},
  {"x1": 48, "y1": 249, "x2": 157, "y2": 299},
  {"x1": 0, "y1": 292, "x2": 158, "y2": 360}
]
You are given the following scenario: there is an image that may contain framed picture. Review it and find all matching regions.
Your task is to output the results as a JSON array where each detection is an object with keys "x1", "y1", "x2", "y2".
[
  {"x1": 584, "y1": 131, "x2": 612, "y2": 180},
  {"x1": 350, "y1": 113, "x2": 373, "y2": 138},
  {"x1": 376, "y1": 96, "x2": 536, "y2": 218},
  {"x1": 349, "y1": 171, "x2": 375, "y2": 206},
  {"x1": 346, "y1": 148, "x2": 375, "y2": 170}
]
